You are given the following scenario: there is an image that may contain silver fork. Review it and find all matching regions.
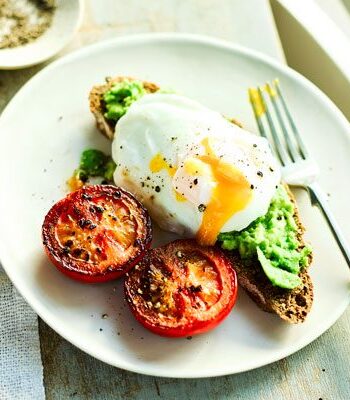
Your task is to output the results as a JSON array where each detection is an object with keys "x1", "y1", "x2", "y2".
[{"x1": 249, "y1": 79, "x2": 350, "y2": 268}]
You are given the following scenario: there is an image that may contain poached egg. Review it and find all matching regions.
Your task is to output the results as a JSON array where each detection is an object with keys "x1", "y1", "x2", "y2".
[{"x1": 112, "y1": 93, "x2": 280, "y2": 245}]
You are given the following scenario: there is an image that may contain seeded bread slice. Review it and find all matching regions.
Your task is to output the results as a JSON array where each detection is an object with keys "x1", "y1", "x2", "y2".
[
  {"x1": 224, "y1": 184, "x2": 313, "y2": 324},
  {"x1": 89, "y1": 76, "x2": 313, "y2": 323},
  {"x1": 89, "y1": 76, "x2": 160, "y2": 140}
]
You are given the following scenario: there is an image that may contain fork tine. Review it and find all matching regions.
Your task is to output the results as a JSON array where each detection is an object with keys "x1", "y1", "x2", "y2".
[
  {"x1": 265, "y1": 82, "x2": 300, "y2": 162},
  {"x1": 249, "y1": 88, "x2": 287, "y2": 165},
  {"x1": 257, "y1": 87, "x2": 290, "y2": 166},
  {"x1": 248, "y1": 88, "x2": 269, "y2": 140},
  {"x1": 273, "y1": 79, "x2": 308, "y2": 159}
]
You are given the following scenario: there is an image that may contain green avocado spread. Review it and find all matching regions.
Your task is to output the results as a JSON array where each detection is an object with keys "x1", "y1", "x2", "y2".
[
  {"x1": 78, "y1": 149, "x2": 116, "y2": 181},
  {"x1": 103, "y1": 80, "x2": 146, "y2": 122},
  {"x1": 67, "y1": 149, "x2": 116, "y2": 191},
  {"x1": 218, "y1": 185, "x2": 312, "y2": 289}
]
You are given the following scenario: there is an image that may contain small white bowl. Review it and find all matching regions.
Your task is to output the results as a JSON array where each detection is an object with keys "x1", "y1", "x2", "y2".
[{"x1": 0, "y1": 0, "x2": 84, "y2": 70}]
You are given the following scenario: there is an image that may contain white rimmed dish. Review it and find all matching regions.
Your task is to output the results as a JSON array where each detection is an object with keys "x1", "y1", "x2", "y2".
[
  {"x1": 0, "y1": 0, "x2": 83, "y2": 70},
  {"x1": 0, "y1": 33, "x2": 349, "y2": 378}
]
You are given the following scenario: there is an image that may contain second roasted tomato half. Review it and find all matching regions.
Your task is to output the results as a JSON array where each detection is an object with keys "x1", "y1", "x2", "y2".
[
  {"x1": 42, "y1": 185, "x2": 152, "y2": 283},
  {"x1": 124, "y1": 239, "x2": 238, "y2": 337}
]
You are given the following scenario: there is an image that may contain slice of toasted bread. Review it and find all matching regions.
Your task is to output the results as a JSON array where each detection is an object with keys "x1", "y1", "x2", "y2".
[
  {"x1": 224, "y1": 184, "x2": 313, "y2": 323},
  {"x1": 89, "y1": 76, "x2": 313, "y2": 323},
  {"x1": 89, "y1": 76, "x2": 159, "y2": 140}
]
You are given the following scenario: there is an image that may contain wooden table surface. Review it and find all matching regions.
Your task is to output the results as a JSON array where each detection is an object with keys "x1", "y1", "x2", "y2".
[{"x1": 0, "y1": 1, "x2": 349, "y2": 399}]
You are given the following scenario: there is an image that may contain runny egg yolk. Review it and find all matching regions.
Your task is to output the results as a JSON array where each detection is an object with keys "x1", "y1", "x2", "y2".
[
  {"x1": 149, "y1": 153, "x2": 186, "y2": 202},
  {"x1": 150, "y1": 153, "x2": 176, "y2": 177},
  {"x1": 196, "y1": 138, "x2": 253, "y2": 246}
]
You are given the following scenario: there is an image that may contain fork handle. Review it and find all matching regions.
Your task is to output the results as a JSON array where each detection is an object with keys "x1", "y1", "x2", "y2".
[{"x1": 307, "y1": 182, "x2": 350, "y2": 268}]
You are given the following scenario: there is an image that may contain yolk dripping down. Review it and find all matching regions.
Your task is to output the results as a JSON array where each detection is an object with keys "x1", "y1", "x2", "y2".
[
  {"x1": 149, "y1": 153, "x2": 186, "y2": 202},
  {"x1": 196, "y1": 138, "x2": 253, "y2": 246},
  {"x1": 150, "y1": 143, "x2": 252, "y2": 245}
]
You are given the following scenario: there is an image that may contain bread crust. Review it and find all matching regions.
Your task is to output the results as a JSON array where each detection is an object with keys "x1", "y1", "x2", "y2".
[{"x1": 89, "y1": 76, "x2": 314, "y2": 323}]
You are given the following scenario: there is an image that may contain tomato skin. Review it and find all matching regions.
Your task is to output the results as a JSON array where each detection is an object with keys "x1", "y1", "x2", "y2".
[
  {"x1": 124, "y1": 239, "x2": 238, "y2": 337},
  {"x1": 42, "y1": 185, "x2": 152, "y2": 283}
]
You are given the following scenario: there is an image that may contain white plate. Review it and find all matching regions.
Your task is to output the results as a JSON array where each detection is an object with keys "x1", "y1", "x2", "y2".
[
  {"x1": 0, "y1": 34, "x2": 349, "y2": 378},
  {"x1": 0, "y1": 0, "x2": 83, "y2": 70}
]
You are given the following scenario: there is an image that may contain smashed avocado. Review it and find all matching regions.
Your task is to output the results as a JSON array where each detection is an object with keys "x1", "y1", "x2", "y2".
[
  {"x1": 103, "y1": 80, "x2": 146, "y2": 122},
  {"x1": 257, "y1": 248, "x2": 302, "y2": 289},
  {"x1": 68, "y1": 149, "x2": 116, "y2": 191},
  {"x1": 218, "y1": 185, "x2": 312, "y2": 289},
  {"x1": 78, "y1": 149, "x2": 116, "y2": 181}
]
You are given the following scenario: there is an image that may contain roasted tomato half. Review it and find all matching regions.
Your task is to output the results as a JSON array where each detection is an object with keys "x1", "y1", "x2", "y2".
[
  {"x1": 124, "y1": 239, "x2": 237, "y2": 337},
  {"x1": 42, "y1": 185, "x2": 152, "y2": 283}
]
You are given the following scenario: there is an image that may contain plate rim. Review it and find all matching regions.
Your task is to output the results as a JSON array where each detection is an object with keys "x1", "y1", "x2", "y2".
[{"x1": 0, "y1": 32, "x2": 349, "y2": 378}]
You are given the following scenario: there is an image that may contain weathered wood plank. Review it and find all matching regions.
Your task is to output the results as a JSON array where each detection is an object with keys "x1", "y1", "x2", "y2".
[{"x1": 39, "y1": 309, "x2": 349, "y2": 400}]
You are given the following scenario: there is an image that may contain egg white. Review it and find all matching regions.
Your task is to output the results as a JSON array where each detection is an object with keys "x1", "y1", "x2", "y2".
[{"x1": 112, "y1": 93, "x2": 281, "y2": 237}]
